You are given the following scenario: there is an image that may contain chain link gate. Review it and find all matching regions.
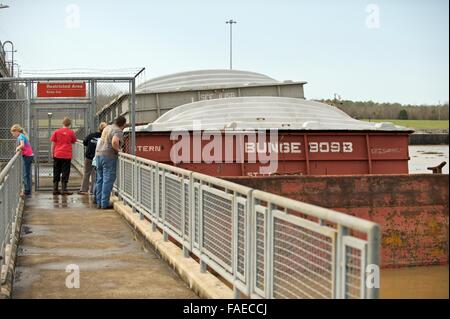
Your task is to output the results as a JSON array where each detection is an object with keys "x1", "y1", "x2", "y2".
[{"x1": 0, "y1": 77, "x2": 137, "y2": 191}]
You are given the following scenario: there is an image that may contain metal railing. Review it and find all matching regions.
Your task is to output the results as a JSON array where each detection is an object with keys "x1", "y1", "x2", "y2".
[
  {"x1": 72, "y1": 140, "x2": 85, "y2": 169},
  {"x1": 114, "y1": 152, "x2": 381, "y2": 299},
  {"x1": 0, "y1": 40, "x2": 9, "y2": 77},
  {"x1": 72, "y1": 142, "x2": 381, "y2": 299},
  {"x1": 0, "y1": 153, "x2": 22, "y2": 265}
]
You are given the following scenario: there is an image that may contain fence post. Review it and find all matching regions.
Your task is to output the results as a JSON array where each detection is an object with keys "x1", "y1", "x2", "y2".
[
  {"x1": 132, "y1": 156, "x2": 137, "y2": 214},
  {"x1": 161, "y1": 166, "x2": 168, "y2": 241},
  {"x1": 265, "y1": 202, "x2": 274, "y2": 299},
  {"x1": 233, "y1": 287, "x2": 241, "y2": 299},
  {"x1": 366, "y1": 224, "x2": 381, "y2": 299},
  {"x1": 153, "y1": 163, "x2": 159, "y2": 232},
  {"x1": 232, "y1": 190, "x2": 239, "y2": 298},
  {"x1": 183, "y1": 246, "x2": 190, "y2": 258},
  {"x1": 336, "y1": 224, "x2": 349, "y2": 299},
  {"x1": 200, "y1": 260, "x2": 207, "y2": 273},
  {"x1": 247, "y1": 190, "x2": 254, "y2": 299}
]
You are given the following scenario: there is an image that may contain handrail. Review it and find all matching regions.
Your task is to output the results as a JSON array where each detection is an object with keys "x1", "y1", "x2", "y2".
[
  {"x1": 0, "y1": 151, "x2": 23, "y2": 268},
  {"x1": 118, "y1": 153, "x2": 380, "y2": 299},
  {"x1": 0, "y1": 152, "x2": 20, "y2": 184},
  {"x1": 252, "y1": 189, "x2": 378, "y2": 233},
  {"x1": 71, "y1": 143, "x2": 381, "y2": 299}
]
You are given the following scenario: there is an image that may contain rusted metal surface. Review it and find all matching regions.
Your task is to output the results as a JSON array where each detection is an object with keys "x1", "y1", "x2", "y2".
[
  {"x1": 225, "y1": 174, "x2": 449, "y2": 268},
  {"x1": 130, "y1": 131, "x2": 410, "y2": 176}
]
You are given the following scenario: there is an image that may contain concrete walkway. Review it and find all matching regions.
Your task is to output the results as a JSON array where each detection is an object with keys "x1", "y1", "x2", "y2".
[{"x1": 12, "y1": 193, "x2": 198, "y2": 299}]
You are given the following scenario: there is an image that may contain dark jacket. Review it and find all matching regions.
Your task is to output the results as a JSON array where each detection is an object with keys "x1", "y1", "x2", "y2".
[{"x1": 83, "y1": 132, "x2": 101, "y2": 160}]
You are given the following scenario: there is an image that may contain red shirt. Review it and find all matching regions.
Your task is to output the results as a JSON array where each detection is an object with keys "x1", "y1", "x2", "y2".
[{"x1": 50, "y1": 127, "x2": 77, "y2": 159}]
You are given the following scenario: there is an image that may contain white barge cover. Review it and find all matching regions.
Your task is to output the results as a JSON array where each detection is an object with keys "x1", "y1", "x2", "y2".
[
  {"x1": 134, "y1": 96, "x2": 413, "y2": 132},
  {"x1": 136, "y1": 69, "x2": 299, "y2": 93}
]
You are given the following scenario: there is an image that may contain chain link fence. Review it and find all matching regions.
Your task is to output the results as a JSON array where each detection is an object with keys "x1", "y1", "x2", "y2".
[
  {"x1": 0, "y1": 81, "x2": 28, "y2": 161},
  {"x1": 0, "y1": 77, "x2": 137, "y2": 190}
]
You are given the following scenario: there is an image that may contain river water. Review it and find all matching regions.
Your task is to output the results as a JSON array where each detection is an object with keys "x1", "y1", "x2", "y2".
[
  {"x1": 409, "y1": 145, "x2": 449, "y2": 174},
  {"x1": 381, "y1": 265, "x2": 449, "y2": 299}
]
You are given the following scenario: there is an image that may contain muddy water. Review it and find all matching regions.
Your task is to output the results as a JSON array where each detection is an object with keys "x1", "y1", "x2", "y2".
[
  {"x1": 381, "y1": 265, "x2": 449, "y2": 299},
  {"x1": 409, "y1": 145, "x2": 449, "y2": 174}
]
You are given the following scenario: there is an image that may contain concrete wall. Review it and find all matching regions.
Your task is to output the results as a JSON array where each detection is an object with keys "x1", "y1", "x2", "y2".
[{"x1": 225, "y1": 174, "x2": 449, "y2": 268}]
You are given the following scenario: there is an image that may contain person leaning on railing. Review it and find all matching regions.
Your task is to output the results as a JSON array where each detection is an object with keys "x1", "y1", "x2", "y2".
[
  {"x1": 95, "y1": 116, "x2": 126, "y2": 209},
  {"x1": 78, "y1": 122, "x2": 107, "y2": 195},
  {"x1": 10, "y1": 124, "x2": 34, "y2": 198}
]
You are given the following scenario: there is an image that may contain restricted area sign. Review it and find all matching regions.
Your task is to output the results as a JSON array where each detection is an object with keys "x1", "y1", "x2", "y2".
[{"x1": 37, "y1": 82, "x2": 87, "y2": 98}]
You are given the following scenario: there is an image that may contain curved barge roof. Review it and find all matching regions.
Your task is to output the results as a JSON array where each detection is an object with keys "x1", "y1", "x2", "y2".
[
  {"x1": 136, "y1": 69, "x2": 296, "y2": 93},
  {"x1": 134, "y1": 96, "x2": 413, "y2": 132}
]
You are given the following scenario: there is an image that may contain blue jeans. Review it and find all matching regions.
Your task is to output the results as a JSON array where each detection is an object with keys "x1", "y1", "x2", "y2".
[
  {"x1": 95, "y1": 156, "x2": 117, "y2": 208},
  {"x1": 22, "y1": 155, "x2": 33, "y2": 195}
]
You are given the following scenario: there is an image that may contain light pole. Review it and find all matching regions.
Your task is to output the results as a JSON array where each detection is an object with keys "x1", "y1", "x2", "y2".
[
  {"x1": 2, "y1": 40, "x2": 15, "y2": 77},
  {"x1": 225, "y1": 19, "x2": 237, "y2": 70}
]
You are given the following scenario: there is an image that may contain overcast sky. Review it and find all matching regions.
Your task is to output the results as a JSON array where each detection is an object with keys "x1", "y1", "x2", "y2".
[{"x1": 0, "y1": 0, "x2": 448, "y2": 105}]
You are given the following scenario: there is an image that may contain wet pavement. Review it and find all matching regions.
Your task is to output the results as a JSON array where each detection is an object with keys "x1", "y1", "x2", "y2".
[{"x1": 12, "y1": 193, "x2": 198, "y2": 299}]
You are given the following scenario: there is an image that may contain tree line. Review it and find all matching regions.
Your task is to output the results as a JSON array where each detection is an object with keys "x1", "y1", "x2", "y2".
[{"x1": 318, "y1": 99, "x2": 450, "y2": 120}]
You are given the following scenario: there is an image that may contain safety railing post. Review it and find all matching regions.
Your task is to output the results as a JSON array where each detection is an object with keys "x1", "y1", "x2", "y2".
[
  {"x1": 233, "y1": 287, "x2": 241, "y2": 299},
  {"x1": 232, "y1": 190, "x2": 238, "y2": 298},
  {"x1": 161, "y1": 167, "x2": 168, "y2": 241},
  {"x1": 154, "y1": 163, "x2": 160, "y2": 232},
  {"x1": 5, "y1": 174, "x2": 9, "y2": 243},
  {"x1": 121, "y1": 158, "x2": 126, "y2": 204},
  {"x1": 366, "y1": 224, "x2": 381, "y2": 299},
  {"x1": 190, "y1": 177, "x2": 196, "y2": 254},
  {"x1": 246, "y1": 190, "x2": 254, "y2": 299},
  {"x1": 1, "y1": 184, "x2": 5, "y2": 260},
  {"x1": 132, "y1": 155, "x2": 137, "y2": 214},
  {"x1": 138, "y1": 160, "x2": 144, "y2": 220},
  {"x1": 336, "y1": 224, "x2": 349, "y2": 299},
  {"x1": 183, "y1": 246, "x2": 190, "y2": 258},
  {"x1": 200, "y1": 260, "x2": 207, "y2": 273},
  {"x1": 198, "y1": 180, "x2": 205, "y2": 274},
  {"x1": 265, "y1": 202, "x2": 274, "y2": 299},
  {"x1": 181, "y1": 171, "x2": 191, "y2": 258}
]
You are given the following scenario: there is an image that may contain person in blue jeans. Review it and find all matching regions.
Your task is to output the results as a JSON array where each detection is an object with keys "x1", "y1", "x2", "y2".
[
  {"x1": 10, "y1": 124, "x2": 34, "y2": 197},
  {"x1": 95, "y1": 116, "x2": 126, "y2": 209}
]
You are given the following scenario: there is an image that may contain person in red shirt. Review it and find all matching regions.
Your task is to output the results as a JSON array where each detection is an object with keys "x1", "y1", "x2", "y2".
[{"x1": 50, "y1": 117, "x2": 77, "y2": 195}]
